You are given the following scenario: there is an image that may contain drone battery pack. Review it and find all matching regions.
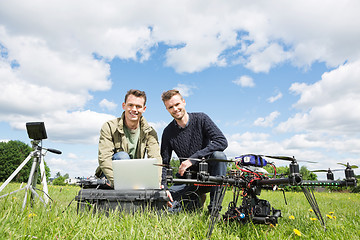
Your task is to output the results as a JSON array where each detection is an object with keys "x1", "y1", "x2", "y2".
[{"x1": 75, "y1": 189, "x2": 168, "y2": 214}]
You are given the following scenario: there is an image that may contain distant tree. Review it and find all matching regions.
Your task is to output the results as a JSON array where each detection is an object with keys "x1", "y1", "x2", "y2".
[
  {"x1": 300, "y1": 166, "x2": 317, "y2": 180},
  {"x1": 44, "y1": 161, "x2": 51, "y2": 181},
  {"x1": 264, "y1": 165, "x2": 289, "y2": 177},
  {"x1": 52, "y1": 175, "x2": 66, "y2": 186},
  {"x1": 0, "y1": 140, "x2": 51, "y2": 183},
  {"x1": 52, "y1": 172, "x2": 70, "y2": 186},
  {"x1": 0, "y1": 140, "x2": 32, "y2": 182}
]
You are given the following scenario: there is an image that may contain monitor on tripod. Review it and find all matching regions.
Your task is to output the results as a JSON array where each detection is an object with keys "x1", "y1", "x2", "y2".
[{"x1": 26, "y1": 122, "x2": 47, "y2": 140}]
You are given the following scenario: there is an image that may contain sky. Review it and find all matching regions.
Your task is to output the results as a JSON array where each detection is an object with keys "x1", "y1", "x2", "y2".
[{"x1": 1, "y1": 0, "x2": 360, "y2": 180}]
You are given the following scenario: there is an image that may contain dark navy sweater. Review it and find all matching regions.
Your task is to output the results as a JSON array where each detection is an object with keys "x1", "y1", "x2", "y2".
[{"x1": 161, "y1": 112, "x2": 228, "y2": 184}]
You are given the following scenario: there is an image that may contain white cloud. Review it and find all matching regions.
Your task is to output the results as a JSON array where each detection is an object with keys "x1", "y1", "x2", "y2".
[
  {"x1": 267, "y1": 92, "x2": 283, "y2": 103},
  {"x1": 283, "y1": 133, "x2": 360, "y2": 155},
  {"x1": 8, "y1": 110, "x2": 115, "y2": 144},
  {"x1": 277, "y1": 60, "x2": 360, "y2": 135},
  {"x1": 232, "y1": 75, "x2": 255, "y2": 87},
  {"x1": 174, "y1": 83, "x2": 197, "y2": 97},
  {"x1": 253, "y1": 111, "x2": 280, "y2": 127},
  {"x1": 225, "y1": 132, "x2": 293, "y2": 158},
  {"x1": 99, "y1": 99, "x2": 117, "y2": 111},
  {"x1": 0, "y1": 27, "x2": 111, "y2": 92},
  {"x1": 245, "y1": 43, "x2": 291, "y2": 73},
  {"x1": 47, "y1": 156, "x2": 97, "y2": 178},
  {"x1": 148, "y1": 120, "x2": 168, "y2": 133},
  {"x1": 1, "y1": 1, "x2": 358, "y2": 76},
  {"x1": 67, "y1": 153, "x2": 78, "y2": 159}
]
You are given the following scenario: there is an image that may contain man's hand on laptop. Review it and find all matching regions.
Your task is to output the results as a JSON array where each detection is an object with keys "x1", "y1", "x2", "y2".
[{"x1": 178, "y1": 160, "x2": 193, "y2": 176}]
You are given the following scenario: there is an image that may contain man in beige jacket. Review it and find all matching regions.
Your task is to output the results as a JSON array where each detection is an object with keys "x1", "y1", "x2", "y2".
[{"x1": 95, "y1": 89, "x2": 161, "y2": 187}]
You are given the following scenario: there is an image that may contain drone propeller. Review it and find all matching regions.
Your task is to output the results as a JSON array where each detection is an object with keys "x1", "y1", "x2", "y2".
[
  {"x1": 337, "y1": 162, "x2": 358, "y2": 169},
  {"x1": 262, "y1": 155, "x2": 317, "y2": 163},
  {"x1": 178, "y1": 157, "x2": 235, "y2": 163},
  {"x1": 263, "y1": 155, "x2": 295, "y2": 161},
  {"x1": 153, "y1": 163, "x2": 176, "y2": 169},
  {"x1": 311, "y1": 168, "x2": 343, "y2": 173},
  {"x1": 153, "y1": 163, "x2": 198, "y2": 174}
]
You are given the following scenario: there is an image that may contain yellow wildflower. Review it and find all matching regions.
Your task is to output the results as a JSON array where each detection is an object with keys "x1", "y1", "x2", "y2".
[
  {"x1": 329, "y1": 211, "x2": 334, "y2": 215},
  {"x1": 326, "y1": 214, "x2": 333, "y2": 219},
  {"x1": 28, "y1": 213, "x2": 37, "y2": 218},
  {"x1": 310, "y1": 218, "x2": 317, "y2": 221},
  {"x1": 289, "y1": 215, "x2": 295, "y2": 220},
  {"x1": 293, "y1": 229, "x2": 302, "y2": 236},
  {"x1": 333, "y1": 216, "x2": 336, "y2": 220},
  {"x1": 308, "y1": 209, "x2": 313, "y2": 212}
]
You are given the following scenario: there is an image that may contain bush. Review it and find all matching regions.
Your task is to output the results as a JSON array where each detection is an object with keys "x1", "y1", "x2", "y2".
[{"x1": 52, "y1": 176, "x2": 66, "y2": 186}]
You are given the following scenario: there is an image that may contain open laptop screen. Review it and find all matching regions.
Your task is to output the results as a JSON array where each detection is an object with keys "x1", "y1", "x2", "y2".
[{"x1": 112, "y1": 158, "x2": 161, "y2": 190}]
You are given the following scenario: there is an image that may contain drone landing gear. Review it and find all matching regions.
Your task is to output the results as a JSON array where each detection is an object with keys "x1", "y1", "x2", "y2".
[
  {"x1": 207, "y1": 184, "x2": 228, "y2": 238},
  {"x1": 302, "y1": 186, "x2": 326, "y2": 230}
]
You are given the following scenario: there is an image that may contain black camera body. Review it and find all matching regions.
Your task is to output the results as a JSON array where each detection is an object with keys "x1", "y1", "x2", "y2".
[
  {"x1": 224, "y1": 195, "x2": 281, "y2": 225},
  {"x1": 26, "y1": 122, "x2": 47, "y2": 140}
]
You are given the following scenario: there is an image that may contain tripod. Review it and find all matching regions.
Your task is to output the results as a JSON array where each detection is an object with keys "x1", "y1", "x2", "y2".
[{"x1": 0, "y1": 140, "x2": 60, "y2": 209}]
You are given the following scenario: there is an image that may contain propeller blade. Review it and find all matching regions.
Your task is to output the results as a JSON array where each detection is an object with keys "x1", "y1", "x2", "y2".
[
  {"x1": 337, "y1": 162, "x2": 358, "y2": 169},
  {"x1": 207, "y1": 158, "x2": 235, "y2": 163},
  {"x1": 153, "y1": 163, "x2": 176, "y2": 169},
  {"x1": 311, "y1": 170, "x2": 328, "y2": 173},
  {"x1": 178, "y1": 157, "x2": 234, "y2": 163},
  {"x1": 263, "y1": 155, "x2": 295, "y2": 161},
  {"x1": 263, "y1": 155, "x2": 317, "y2": 163},
  {"x1": 153, "y1": 163, "x2": 199, "y2": 174},
  {"x1": 312, "y1": 169, "x2": 343, "y2": 173}
]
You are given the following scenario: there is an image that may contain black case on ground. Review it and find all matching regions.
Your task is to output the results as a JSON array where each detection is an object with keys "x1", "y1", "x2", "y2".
[{"x1": 75, "y1": 189, "x2": 168, "y2": 214}]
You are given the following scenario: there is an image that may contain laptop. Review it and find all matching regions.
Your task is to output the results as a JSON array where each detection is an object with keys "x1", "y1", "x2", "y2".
[{"x1": 112, "y1": 158, "x2": 162, "y2": 190}]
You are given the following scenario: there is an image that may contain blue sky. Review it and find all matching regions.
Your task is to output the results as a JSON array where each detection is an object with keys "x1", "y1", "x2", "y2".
[{"x1": 1, "y1": 1, "x2": 359, "y2": 180}]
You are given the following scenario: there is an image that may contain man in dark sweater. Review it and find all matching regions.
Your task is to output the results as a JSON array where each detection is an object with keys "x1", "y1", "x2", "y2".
[{"x1": 160, "y1": 89, "x2": 228, "y2": 212}]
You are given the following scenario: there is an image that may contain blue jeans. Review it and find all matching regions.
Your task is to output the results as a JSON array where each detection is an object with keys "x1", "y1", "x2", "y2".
[
  {"x1": 112, "y1": 151, "x2": 130, "y2": 160},
  {"x1": 100, "y1": 152, "x2": 130, "y2": 179},
  {"x1": 169, "y1": 151, "x2": 227, "y2": 211}
]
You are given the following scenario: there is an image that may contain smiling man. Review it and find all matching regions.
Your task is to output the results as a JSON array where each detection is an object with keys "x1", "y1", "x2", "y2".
[
  {"x1": 95, "y1": 89, "x2": 161, "y2": 187},
  {"x1": 160, "y1": 89, "x2": 228, "y2": 212}
]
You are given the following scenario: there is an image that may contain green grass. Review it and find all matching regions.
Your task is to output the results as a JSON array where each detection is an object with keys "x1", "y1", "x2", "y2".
[{"x1": 0, "y1": 183, "x2": 359, "y2": 239}]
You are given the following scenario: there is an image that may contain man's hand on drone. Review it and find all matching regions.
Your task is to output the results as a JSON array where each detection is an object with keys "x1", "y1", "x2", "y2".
[
  {"x1": 161, "y1": 185, "x2": 174, "y2": 207},
  {"x1": 179, "y1": 159, "x2": 193, "y2": 176}
]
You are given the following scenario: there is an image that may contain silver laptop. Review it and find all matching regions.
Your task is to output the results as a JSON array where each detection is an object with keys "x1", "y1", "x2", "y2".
[{"x1": 112, "y1": 158, "x2": 161, "y2": 190}]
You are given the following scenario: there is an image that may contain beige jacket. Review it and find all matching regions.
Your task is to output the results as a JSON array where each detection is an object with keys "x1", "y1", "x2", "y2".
[{"x1": 95, "y1": 113, "x2": 161, "y2": 186}]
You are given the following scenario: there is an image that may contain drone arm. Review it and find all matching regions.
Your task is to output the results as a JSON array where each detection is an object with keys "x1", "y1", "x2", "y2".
[
  {"x1": 257, "y1": 178, "x2": 294, "y2": 186},
  {"x1": 301, "y1": 179, "x2": 357, "y2": 187},
  {"x1": 169, "y1": 172, "x2": 357, "y2": 188}
]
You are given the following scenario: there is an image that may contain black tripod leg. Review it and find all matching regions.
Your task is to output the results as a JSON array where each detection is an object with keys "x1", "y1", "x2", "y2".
[
  {"x1": 302, "y1": 186, "x2": 326, "y2": 230},
  {"x1": 207, "y1": 184, "x2": 227, "y2": 239}
]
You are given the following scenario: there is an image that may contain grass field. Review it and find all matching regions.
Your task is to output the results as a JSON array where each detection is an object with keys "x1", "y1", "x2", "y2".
[{"x1": 0, "y1": 183, "x2": 359, "y2": 239}]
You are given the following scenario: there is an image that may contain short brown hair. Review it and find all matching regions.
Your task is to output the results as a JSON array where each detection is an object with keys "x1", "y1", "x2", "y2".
[
  {"x1": 161, "y1": 89, "x2": 183, "y2": 102},
  {"x1": 125, "y1": 89, "x2": 147, "y2": 105}
]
